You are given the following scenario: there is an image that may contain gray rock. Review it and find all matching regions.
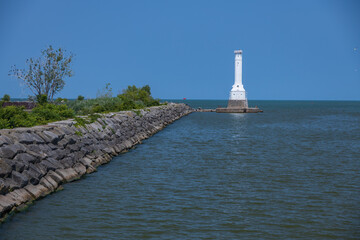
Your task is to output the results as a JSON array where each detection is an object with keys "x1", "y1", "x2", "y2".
[
  {"x1": 11, "y1": 171, "x2": 29, "y2": 188},
  {"x1": 68, "y1": 144, "x2": 80, "y2": 153},
  {"x1": 14, "y1": 153, "x2": 37, "y2": 164},
  {"x1": 0, "y1": 178, "x2": 6, "y2": 194},
  {"x1": 39, "y1": 159, "x2": 58, "y2": 171},
  {"x1": 47, "y1": 170, "x2": 64, "y2": 184},
  {"x1": 51, "y1": 128, "x2": 65, "y2": 138},
  {"x1": 22, "y1": 168, "x2": 40, "y2": 185},
  {"x1": 38, "y1": 144, "x2": 52, "y2": 153},
  {"x1": 0, "y1": 134, "x2": 14, "y2": 146},
  {"x1": 47, "y1": 149, "x2": 68, "y2": 160},
  {"x1": 0, "y1": 159, "x2": 12, "y2": 177},
  {"x1": 14, "y1": 132, "x2": 36, "y2": 144},
  {"x1": 37, "y1": 131, "x2": 61, "y2": 144},
  {"x1": 59, "y1": 157, "x2": 75, "y2": 168},
  {"x1": 24, "y1": 184, "x2": 48, "y2": 199},
  {"x1": 26, "y1": 150, "x2": 47, "y2": 162},
  {"x1": 46, "y1": 157, "x2": 64, "y2": 169},
  {"x1": 0, "y1": 144, "x2": 26, "y2": 159},
  {"x1": 73, "y1": 163, "x2": 86, "y2": 175},
  {"x1": 14, "y1": 161, "x2": 26, "y2": 172},
  {"x1": 48, "y1": 143, "x2": 59, "y2": 150}
]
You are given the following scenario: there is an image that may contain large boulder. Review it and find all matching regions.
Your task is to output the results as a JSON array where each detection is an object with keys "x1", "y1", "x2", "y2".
[
  {"x1": 0, "y1": 159, "x2": 12, "y2": 178},
  {"x1": 11, "y1": 171, "x2": 29, "y2": 188}
]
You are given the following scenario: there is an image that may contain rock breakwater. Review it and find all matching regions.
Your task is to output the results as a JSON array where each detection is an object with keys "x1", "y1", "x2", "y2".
[{"x1": 0, "y1": 103, "x2": 193, "y2": 222}]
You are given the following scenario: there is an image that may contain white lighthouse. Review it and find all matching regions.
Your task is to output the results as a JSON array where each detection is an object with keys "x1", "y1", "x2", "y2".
[{"x1": 228, "y1": 50, "x2": 248, "y2": 108}]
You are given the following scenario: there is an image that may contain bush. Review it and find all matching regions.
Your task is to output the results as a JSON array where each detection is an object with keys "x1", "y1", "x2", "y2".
[
  {"x1": 32, "y1": 104, "x2": 75, "y2": 123},
  {"x1": 67, "y1": 97, "x2": 123, "y2": 115},
  {"x1": 77, "y1": 95, "x2": 85, "y2": 101},
  {"x1": 0, "y1": 103, "x2": 75, "y2": 129},
  {"x1": 2, "y1": 94, "x2": 10, "y2": 102},
  {"x1": 117, "y1": 85, "x2": 160, "y2": 108},
  {"x1": 36, "y1": 94, "x2": 48, "y2": 105},
  {"x1": 0, "y1": 85, "x2": 161, "y2": 129},
  {"x1": 66, "y1": 85, "x2": 161, "y2": 115},
  {"x1": 0, "y1": 106, "x2": 37, "y2": 129}
]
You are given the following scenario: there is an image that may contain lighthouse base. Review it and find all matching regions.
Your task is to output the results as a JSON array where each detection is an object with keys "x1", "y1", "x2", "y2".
[
  {"x1": 216, "y1": 107, "x2": 262, "y2": 113},
  {"x1": 227, "y1": 100, "x2": 248, "y2": 109},
  {"x1": 216, "y1": 99, "x2": 262, "y2": 113}
]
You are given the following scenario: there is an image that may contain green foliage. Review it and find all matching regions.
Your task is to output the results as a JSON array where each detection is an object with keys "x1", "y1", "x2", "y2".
[
  {"x1": 133, "y1": 110, "x2": 142, "y2": 116},
  {"x1": 67, "y1": 85, "x2": 160, "y2": 115},
  {"x1": 2, "y1": 94, "x2": 10, "y2": 102},
  {"x1": 36, "y1": 94, "x2": 48, "y2": 105},
  {"x1": 0, "y1": 118, "x2": 9, "y2": 129},
  {"x1": 54, "y1": 97, "x2": 68, "y2": 104},
  {"x1": 74, "y1": 117, "x2": 88, "y2": 128},
  {"x1": 0, "y1": 106, "x2": 37, "y2": 129},
  {"x1": 117, "y1": 85, "x2": 160, "y2": 108},
  {"x1": 110, "y1": 127, "x2": 115, "y2": 134},
  {"x1": 74, "y1": 131, "x2": 83, "y2": 136},
  {"x1": 0, "y1": 103, "x2": 75, "y2": 129},
  {"x1": 67, "y1": 97, "x2": 123, "y2": 115},
  {"x1": 74, "y1": 114, "x2": 101, "y2": 128},
  {"x1": 77, "y1": 95, "x2": 85, "y2": 101},
  {"x1": 31, "y1": 103, "x2": 75, "y2": 124},
  {"x1": 0, "y1": 84, "x2": 161, "y2": 130}
]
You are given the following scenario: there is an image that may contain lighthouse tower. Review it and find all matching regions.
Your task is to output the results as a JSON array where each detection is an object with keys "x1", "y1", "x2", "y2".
[{"x1": 228, "y1": 50, "x2": 248, "y2": 108}]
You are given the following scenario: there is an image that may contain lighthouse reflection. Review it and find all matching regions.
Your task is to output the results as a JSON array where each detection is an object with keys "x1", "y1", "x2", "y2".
[
  {"x1": 229, "y1": 113, "x2": 248, "y2": 119},
  {"x1": 228, "y1": 113, "x2": 248, "y2": 141}
]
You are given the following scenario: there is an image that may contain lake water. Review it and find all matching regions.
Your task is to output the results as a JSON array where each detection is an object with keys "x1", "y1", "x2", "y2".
[{"x1": 1, "y1": 100, "x2": 359, "y2": 239}]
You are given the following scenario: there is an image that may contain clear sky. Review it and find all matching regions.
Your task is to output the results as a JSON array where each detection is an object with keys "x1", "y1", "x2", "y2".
[{"x1": 0, "y1": 0, "x2": 359, "y2": 100}]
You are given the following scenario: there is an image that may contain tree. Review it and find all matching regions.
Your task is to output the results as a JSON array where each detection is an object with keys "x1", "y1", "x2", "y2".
[
  {"x1": 117, "y1": 85, "x2": 160, "y2": 107},
  {"x1": 9, "y1": 46, "x2": 74, "y2": 101},
  {"x1": 2, "y1": 94, "x2": 10, "y2": 102}
]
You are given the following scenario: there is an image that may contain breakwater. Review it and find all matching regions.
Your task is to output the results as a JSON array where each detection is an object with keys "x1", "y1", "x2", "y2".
[{"x1": 0, "y1": 103, "x2": 193, "y2": 221}]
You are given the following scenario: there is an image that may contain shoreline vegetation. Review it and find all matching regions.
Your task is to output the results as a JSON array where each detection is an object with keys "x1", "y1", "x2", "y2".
[
  {"x1": 0, "y1": 84, "x2": 163, "y2": 130},
  {"x1": 2, "y1": 46, "x2": 164, "y2": 130}
]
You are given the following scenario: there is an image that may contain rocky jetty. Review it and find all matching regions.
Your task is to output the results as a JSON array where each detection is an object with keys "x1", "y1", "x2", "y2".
[{"x1": 0, "y1": 103, "x2": 193, "y2": 222}]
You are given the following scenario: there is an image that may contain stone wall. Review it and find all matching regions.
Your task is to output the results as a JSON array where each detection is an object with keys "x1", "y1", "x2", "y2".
[{"x1": 0, "y1": 103, "x2": 193, "y2": 221}]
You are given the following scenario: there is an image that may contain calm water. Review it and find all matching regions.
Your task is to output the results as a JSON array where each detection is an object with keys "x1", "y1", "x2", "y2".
[{"x1": 1, "y1": 100, "x2": 359, "y2": 239}]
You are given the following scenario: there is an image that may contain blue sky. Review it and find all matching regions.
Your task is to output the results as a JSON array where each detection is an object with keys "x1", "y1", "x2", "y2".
[{"x1": 0, "y1": 0, "x2": 359, "y2": 100}]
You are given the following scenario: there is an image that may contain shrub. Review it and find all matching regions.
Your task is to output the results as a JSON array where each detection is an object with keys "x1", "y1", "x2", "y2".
[
  {"x1": 77, "y1": 95, "x2": 85, "y2": 101},
  {"x1": 66, "y1": 85, "x2": 161, "y2": 115},
  {"x1": 0, "y1": 85, "x2": 161, "y2": 129},
  {"x1": 117, "y1": 85, "x2": 160, "y2": 108},
  {"x1": 0, "y1": 106, "x2": 37, "y2": 129},
  {"x1": 0, "y1": 118, "x2": 10, "y2": 129},
  {"x1": 2, "y1": 94, "x2": 10, "y2": 102},
  {"x1": 36, "y1": 94, "x2": 48, "y2": 105},
  {"x1": 31, "y1": 103, "x2": 75, "y2": 123}
]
